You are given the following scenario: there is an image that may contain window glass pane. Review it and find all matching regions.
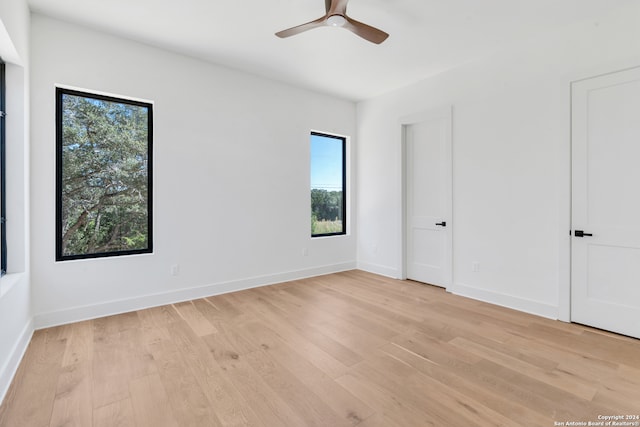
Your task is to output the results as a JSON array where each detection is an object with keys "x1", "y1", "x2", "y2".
[
  {"x1": 310, "y1": 132, "x2": 345, "y2": 237},
  {"x1": 56, "y1": 88, "x2": 153, "y2": 260}
]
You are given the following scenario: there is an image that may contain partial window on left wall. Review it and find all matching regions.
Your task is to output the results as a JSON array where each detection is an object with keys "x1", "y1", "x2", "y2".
[
  {"x1": 1, "y1": 59, "x2": 6, "y2": 275},
  {"x1": 56, "y1": 88, "x2": 153, "y2": 261}
]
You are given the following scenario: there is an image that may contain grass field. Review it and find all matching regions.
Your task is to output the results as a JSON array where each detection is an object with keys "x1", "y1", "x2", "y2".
[{"x1": 312, "y1": 219, "x2": 343, "y2": 235}]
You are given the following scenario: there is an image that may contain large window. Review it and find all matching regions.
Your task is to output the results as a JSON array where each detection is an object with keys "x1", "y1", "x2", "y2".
[
  {"x1": 310, "y1": 132, "x2": 346, "y2": 237},
  {"x1": 0, "y1": 59, "x2": 6, "y2": 275},
  {"x1": 56, "y1": 88, "x2": 153, "y2": 261}
]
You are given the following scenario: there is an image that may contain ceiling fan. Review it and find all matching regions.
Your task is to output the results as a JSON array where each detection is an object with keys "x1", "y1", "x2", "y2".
[{"x1": 275, "y1": 0, "x2": 389, "y2": 44}]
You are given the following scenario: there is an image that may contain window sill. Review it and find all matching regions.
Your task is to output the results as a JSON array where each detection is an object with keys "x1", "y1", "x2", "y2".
[
  {"x1": 0, "y1": 272, "x2": 25, "y2": 299},
  {"x1": 311, "y1": 233, "x2": 349, "y2": 240}
]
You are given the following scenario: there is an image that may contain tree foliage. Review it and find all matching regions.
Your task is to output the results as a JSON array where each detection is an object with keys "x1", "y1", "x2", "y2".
[
  {"x1": 311, "y1": 189, "x2": 343, "y2": 221},
  {"x1": 60, "y1": 93, "x2": 150, "y2": 257},
  {"x1": 311, "y1": 189, "x2": 343, "y2": 234}
]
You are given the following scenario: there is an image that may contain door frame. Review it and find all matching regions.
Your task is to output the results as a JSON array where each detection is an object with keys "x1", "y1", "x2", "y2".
[{"x1": 399, "y1": 106, "x2": 453, "y2": 290}]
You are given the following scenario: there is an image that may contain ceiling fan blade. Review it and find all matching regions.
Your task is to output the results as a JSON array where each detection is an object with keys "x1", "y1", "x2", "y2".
[
  {"x1": 343, "y1": 15, "x2": 389, "y2": 44},
  {"x1": 327, "y1": 0, "x2": 349, "y2": 16},
  {"x1": 275, "y1": 16, "x2": 327, "y2": 38}
]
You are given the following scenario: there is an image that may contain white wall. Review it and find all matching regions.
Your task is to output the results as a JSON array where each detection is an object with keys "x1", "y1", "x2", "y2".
[
  {"x1": 0, "y1": 0, "x2": 31, "y2": 404},
  {"x1": 30, "y1": 15, "x2": 357, "y2": 327},
  {"x1": 356, "y1": 3, "x2": 640, "y2": 319}
]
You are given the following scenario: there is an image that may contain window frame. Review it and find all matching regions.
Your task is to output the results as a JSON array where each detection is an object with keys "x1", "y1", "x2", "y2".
[
  {"x1": 55, "y1": 87, "x2": 154, "y2": 261},
  {"x1": 1, "y1": 59, "x2": 6, "y2": 275},
  {"x1": 310, "y1": 131, "x2": 347, "y2": 238}
]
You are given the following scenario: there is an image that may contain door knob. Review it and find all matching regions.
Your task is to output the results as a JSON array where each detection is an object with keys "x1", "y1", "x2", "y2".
[
  {"x1": 574, "y1": 230, "x2": 592, "y2": 237},
  {"x1": 435, "y1": 221, "x2": 446, "y2": 227}
]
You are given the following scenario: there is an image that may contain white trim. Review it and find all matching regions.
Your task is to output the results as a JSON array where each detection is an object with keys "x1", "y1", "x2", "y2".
[
  {"x1": 399, "y1": 123, "x2": 407, "y2": 280},
  {"x1": 451, "y1": 282, "x2": 558, "y2": 320},
  {"x1": 0, "y1": 318, "x2": 33, "y2": 405},
  {"x1": 557, "y1": 80, "x2": 573, "y2": 323},
  {"x1": 34, "y1": 262, "x2": 356, "y2": 329},
  {"x1": 357, "y1": 261, "x2": 400, "y2": 279}
]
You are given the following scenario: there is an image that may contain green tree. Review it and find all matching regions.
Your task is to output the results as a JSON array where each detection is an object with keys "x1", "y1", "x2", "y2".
[
  {"x1": 60, "y1": 93, "x2": 150, "y2": 257},
  {"x1": 311, "y1": 188, "x2": 343, "y2": 221}
]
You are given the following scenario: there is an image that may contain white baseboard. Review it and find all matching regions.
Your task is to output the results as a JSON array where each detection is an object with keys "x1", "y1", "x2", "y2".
[
  {"x1": 357, "y1": 261, "x2": 400, "y2": 279},
  {"x1": 0, "y1": 318, "x2": 34, "y2": 405},
  {"x1": 451, "y1": 282, "x2": 559, "y2": 320},
  {"x1": 34, "y1": 261, "x2": 357, "y2": 329}
]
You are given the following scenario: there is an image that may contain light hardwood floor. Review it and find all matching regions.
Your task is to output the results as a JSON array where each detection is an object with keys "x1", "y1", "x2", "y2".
[{"x1": 1, "y1": 270, "x2": 640, "y2": 426}]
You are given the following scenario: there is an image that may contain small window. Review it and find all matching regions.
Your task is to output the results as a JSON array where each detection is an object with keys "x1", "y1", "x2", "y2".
[
  {"x1": 56, "y1": 88, "x2": 153, "y2": 261},
  {"x1": 310, "y1": 132, "x2": 346, "y2": 237},
  {"x1": 1, "y1": 59, "x2": 6, "y2": 275}
]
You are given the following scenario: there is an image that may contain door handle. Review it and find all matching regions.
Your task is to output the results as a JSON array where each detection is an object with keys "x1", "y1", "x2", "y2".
[
  {"x1": 435, "y1": 221, "x2": 446, "y2": 227},
  {"x1": 574, "y1": 230, "x2": 593, "y2": 237}
]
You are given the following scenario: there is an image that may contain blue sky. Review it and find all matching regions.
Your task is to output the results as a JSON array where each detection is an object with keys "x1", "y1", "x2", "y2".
[{"x1": 310, "y1": 134, "x2": 343, "y2": 191}]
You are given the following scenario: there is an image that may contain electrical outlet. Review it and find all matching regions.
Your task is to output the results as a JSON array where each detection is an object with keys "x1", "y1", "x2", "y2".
[
  {"x1": 170, "y1": 264, "x2": 180, "y2": 276},
  {"x1": 472, "y1": 261, "x2": 480, "y2": 273}
]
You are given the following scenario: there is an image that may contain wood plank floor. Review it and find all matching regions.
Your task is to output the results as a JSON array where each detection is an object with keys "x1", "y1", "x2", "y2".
[{"x1": 1, "y1": 270, "x2": 640, "y2": 426}]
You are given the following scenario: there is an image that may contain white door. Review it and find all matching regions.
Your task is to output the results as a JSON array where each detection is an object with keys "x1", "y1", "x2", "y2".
[
  {"x1": 404, "y1": 108, "x2": 452, "y2": 288},
  {"x1": 571, "y1": 67, "x2": 640, "y2": 339}
]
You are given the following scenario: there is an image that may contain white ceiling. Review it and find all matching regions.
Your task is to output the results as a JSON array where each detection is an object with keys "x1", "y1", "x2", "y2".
[{"x1": 27, "y1": 0, "x2": 634, "y2": 101}]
